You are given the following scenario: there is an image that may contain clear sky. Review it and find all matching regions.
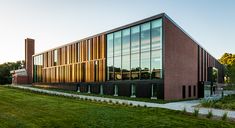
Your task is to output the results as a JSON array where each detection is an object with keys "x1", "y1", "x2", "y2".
[{"x1": 0, "y1": 0, "x2": 234, "y2": 64}]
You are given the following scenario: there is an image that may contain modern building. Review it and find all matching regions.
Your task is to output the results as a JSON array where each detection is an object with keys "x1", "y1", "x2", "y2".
[{"x1": 32, "y1": 13, "x2": 224, "y2": 100}]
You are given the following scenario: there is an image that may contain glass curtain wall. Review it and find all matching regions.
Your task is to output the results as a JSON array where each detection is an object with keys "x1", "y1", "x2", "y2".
[
  {"x1": 122, "y1": 28, "x2": 130, "y2": 80},
  {"x1": 107, "y1": 18, "x2": 162, "y2": 81},
  {"x1": 114, "y1": 31, "x2": 122, "y2": 80},
  {"x1": 140, "y1": 23, "x2": 151, "y2": 79},
  {"x1": 131, "y1": 26, "x2": 140, "y2": 80},
  {"x1": 107, "y1": 34, "x2": 114, "y2": 80},
  {"x1": 151, "y1": 19, "x2": 162, "y2": 79}
]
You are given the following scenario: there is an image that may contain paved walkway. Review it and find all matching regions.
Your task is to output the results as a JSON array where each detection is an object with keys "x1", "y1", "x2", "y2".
[{"x1": 4, "y1": 85, "x2": 235, "y2": 119}]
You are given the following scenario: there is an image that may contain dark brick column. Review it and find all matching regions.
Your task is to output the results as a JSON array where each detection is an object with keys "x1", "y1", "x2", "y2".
[{"x1": 25, "y1": 38, "x2": 35, "y2": 83}]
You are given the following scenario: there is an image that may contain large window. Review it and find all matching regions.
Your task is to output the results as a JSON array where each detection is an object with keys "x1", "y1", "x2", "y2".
[
  {"x1": 114, "y1": 31, "x2": 122, "y2": 80},
  {"x1": 151, "y1": 19, "x2": 162, "y2": 79},
  {"x1": 88, "y1": 40, "x2": 91, "y2": 61},
  {"x1": 131, "y1": 26, "x2": 140, "y2": 80},
  {"x1": 122, "y1": 28, "x2": 130, "y2": 80},
  {"x1": 106, "y1": 18, "x2": 162, "y2": 81},
  {"x1": 107, "y1": 34, "x2": 114, "y2": 80},
  {"x1": 54, "y1": 49, "x2": 57, "y2": 66},
  {"x1": 33, "y1": 54, "x2": 43, "y2": 82},
  {"x1": 141, "y1": 23, "x2": 151, "y2": 79},
  {"x1": 77, "y1": 43, "x2": 80, "y2": 62}
]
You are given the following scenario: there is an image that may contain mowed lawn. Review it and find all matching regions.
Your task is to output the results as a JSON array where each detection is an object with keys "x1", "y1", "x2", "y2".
[{"x1": 0, "y1": 87, "x2": 234, "y2": 128}]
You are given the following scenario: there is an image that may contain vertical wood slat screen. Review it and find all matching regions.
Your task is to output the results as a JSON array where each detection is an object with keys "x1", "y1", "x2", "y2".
[{"x1": 41, "y1": 34, "x2": 106, "y2": 83}]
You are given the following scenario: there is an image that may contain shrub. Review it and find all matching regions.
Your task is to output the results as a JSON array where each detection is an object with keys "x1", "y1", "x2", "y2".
[
  {"x1": 115, "y1": 101, "x2": 119, "y2": 105},
  {"x1": 193, "y1": 108, "x2": 199, "y2": 117},
  {"x1": 103, "y1": 100, "x2": 107, "y2": 103},
  {"x1": 222, "y1": 112, "x2": 228, "y2": 121},
  {"x1": 137, "y1": 104, "x2": 141, "y2": 107},
  {"x1": 182, "y1": 107, "x2": 187, "y2": 114},
  {"x1": 207, "y1": 110, "x2": 213, "y2": 119},
  {"x1": 122, "y1": 102, "x2": 125, "y2": 106},
  {"x1": 129, "y1": 102, "x2": 133, "y2": 106},
  {"x1": 109, "y1": 100, "x2": 112, "y2": 104},
  {"x1": 144, "y1": 104, "x2": 147, "y2": 108}
]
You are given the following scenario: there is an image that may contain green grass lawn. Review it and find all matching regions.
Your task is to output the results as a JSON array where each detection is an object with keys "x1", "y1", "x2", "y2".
[
  {"x1": 0, "y1": 86, "x2": 235, "y2": 128},
  {"x1": 201, "y1": 94, "x2": 235, "y2": 110}
]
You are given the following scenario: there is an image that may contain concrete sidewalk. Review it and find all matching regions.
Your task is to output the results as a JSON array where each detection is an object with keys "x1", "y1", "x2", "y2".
[{"x1": 5, "y1": 85, "x2": 235, "y2": 119}]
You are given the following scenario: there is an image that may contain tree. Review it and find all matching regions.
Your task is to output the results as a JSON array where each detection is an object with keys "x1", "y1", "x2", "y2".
[
  {"x1": 219, "y1": 53, "x2": 235, "y2": 84},
  {"x1": 0, "y1": 61, "x2": 24, "y2": 85}
]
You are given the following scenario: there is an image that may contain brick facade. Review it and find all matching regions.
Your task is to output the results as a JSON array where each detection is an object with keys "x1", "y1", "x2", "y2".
[
  {"x1": 164, "y1": 17, "x2": 198, "y2": 100},
  {"x1": 25, "y1": 38, "x2": 35, "y2": 83}
]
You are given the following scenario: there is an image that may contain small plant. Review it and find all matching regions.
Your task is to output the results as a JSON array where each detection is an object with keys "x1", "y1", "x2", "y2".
[
  {"x1": 182, "y1": 107, "x2": 187, "y2": 114},
  {"x1": 222, "y1": 112, "x2": 228, "y2": 121},
  {"x1": 109, "y1": 100, "x2": 112, "y2": 104},
  {"x1": 144, "y1": 104, "x2": 147, "y2": 108},
  {"x1": 85, "y1": 97, "x2": 88, "y2": 101},
  {"x1": 103, "y1": 100, "x2": 107, "y2": 103},
  {"x1": 122, "y1": 102, "x2": 126, "y2": 106},
  {"x1": 193, "y1": 108, "x2": 199, "y2": 117},
  {"x1": 137, "y1": 104, "x2": 141, "y2": 107},
  {"x1": 115, "y1": 101, "x2": 119, "y2": 105},
  {"x1": 207, "y1": 109, "x2": 213, "y2": 119},
  {"x1": 129, "y1": 102, "x2": 133, "y2": 106}
]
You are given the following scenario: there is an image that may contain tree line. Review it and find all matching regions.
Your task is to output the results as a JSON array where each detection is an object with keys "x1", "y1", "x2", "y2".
[
  {"x1": 0, "y1": 61, "x2": 24, "y2": 85},
  {"x1": 218, "y1": 53, "x2": 235, "y2": 84}
]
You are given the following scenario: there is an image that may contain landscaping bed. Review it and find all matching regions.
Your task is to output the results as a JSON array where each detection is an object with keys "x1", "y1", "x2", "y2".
[{"x1": 201, "y1": 94, "x2": 235, "y2": 110}]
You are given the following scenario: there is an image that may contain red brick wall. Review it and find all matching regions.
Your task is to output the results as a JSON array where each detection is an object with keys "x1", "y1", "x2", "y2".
[
  {"x1": 164, "y1": 18, "x2": 198, "y2": 100},
  {"x1": 25, "y1": 38, "x2": 35, "y2": 83},
  {"x1": 12, "y1": 75, "x2": 29, "y2": 85}
]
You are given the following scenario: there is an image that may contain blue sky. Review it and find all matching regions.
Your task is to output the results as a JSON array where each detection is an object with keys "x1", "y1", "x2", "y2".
[{"x1": 0, "y1": 0, "x2": 234, "y2": 64}]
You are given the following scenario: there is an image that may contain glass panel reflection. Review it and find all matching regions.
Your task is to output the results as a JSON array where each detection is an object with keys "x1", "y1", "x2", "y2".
[
  {"x1": 141, "y1": 51, "x2": 150, "y2": 79},
  {"x1": 141, "y1": 23, "x2": 150, "y2": 52},
  {"x1": 114, "y1": 56, "x2": 121, "y2": 80},
  {"x1": 131, "y1": 53, "x2": 140, "y2": 79},
  {"x1": 107, "y1": 34, "x2": 114, "y2": 80},
  {"x1": 151, "y1": 50, "x2": 162, "y2": 79},
  {"x1": 122, "y1": 28, "x2": 130, "y2": 80},
  {"x1": 114, "y1": 31, "x2": 122, "y2": 80},
  {"x1": 106, "y1": 18, "x2": 162, "y2": 81},
  {"x1": 151, "y1": 19, "x2": 162, "y2": 79},
  {"x1": 131, "y1": 26, "x2": 140, "y2": 79}
]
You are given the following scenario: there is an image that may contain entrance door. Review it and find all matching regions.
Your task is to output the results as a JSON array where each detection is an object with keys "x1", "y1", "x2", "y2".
[
  {"x1": 182, "y1": 86, "x2": 186, "y2": 99},
  {"x1": 198, "y1": 81, "x2": 204, "y2": 98}
]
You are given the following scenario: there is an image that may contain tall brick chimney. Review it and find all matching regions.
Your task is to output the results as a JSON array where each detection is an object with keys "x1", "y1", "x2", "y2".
[{"x1": 25, "y1": 38, "x2": 35, "y2": 83}]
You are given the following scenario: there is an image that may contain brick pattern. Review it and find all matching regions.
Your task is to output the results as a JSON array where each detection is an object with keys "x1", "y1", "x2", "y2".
[
  {"x1": 164, "y1": 17, "x2": 198, "y2": 100},
  {"x1": 12, "y1": 75, "x2": 28, "y2": 84},
  {"x1": 25, "y1": 38, "x2": 35, "y2": 83}
]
